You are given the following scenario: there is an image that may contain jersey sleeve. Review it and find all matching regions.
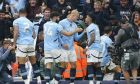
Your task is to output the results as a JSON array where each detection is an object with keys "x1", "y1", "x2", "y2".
[
  {"x1": 13, "y1": 19, "x2": 18, "y2": 27},
  {"x1": 57, "y1": 24, "x2": 63, "y2": 32}
]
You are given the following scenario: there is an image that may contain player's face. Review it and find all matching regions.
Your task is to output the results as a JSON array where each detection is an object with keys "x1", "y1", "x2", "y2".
[
  {"x1": 72, "y1": 13, "x2": 79, "y2": 22},
  {"x1": 44, "y1": 10, "x2": 50, "y2": 19},
  {"x1": 85, "y1": 15, "x2": 92, "y2": 25},
  {"x1": 56, "y1": 16, "x2": 60, "y2": 23}
]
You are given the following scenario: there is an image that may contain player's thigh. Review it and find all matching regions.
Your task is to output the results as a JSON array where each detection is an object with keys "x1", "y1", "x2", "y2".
[
  {"x1": 87, "y1": 50, "x2": 101, "y2": 63},
  {"x1": 27, "y1": 45, "x2": 35, "y2": 57},
  {"x1": 52, "y1": 49, "x2": 65, "y2": 63},
  {"x1": 44, "y1": 51, "x2": 53, "y2": 64},
  {"x1": 68, "y1": 50, "x2": 77, "y2": 62},
  {"x1": 15, "y1": 45, "x2": 28, "y2": 58}
]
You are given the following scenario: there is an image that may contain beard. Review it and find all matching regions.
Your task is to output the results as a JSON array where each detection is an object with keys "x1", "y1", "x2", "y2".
[{"x1": 56, "y1": 19, "x2": 60, "y2": 23}]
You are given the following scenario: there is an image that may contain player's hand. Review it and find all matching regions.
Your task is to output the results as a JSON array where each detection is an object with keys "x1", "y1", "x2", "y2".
[
  {"x1": 12, "y1": 45, "x2": 16, "y2": 50},
  {"x1": 63, "y1": 44, "x2": 69, "y2": 50},
  {"x1": 8, "y1": 45, "x2": 13, "y2": 50},
  {"x1": 75, "y1": 28, "x2": 83, "y2": 32},
  {"x1": 83, "y1": 48, "x2": 88, "y2": 54}
]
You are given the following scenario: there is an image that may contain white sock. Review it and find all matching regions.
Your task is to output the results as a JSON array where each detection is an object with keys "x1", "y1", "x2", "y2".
[
  {"x1": 24, "y1": 79, "x2": 30, "y2": 84},
  {"x1": 37, "y1": 76, "x2": 41, "y2": 84}
]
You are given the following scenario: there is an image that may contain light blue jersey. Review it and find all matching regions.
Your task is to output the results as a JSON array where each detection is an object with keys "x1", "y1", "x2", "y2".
[
  {"x1": 44, "y1": 21, "x2": 63, "y2": 51},
  {"x1": 13, "y1": 17, "x2": 34, "y2": 45},
  {"x1": 86, "y1": 23, "x2": 101, "y2": 51},
  {"x1": 59, "y1": 19, "x2": 84, "y2": 50},
  {"x1": 100, "y1": 35, "x2": 113, "y2": 66}
]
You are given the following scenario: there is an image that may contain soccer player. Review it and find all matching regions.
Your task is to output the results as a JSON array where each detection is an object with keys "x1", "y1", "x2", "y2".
[
  {"x1": 59, "y1": 9, "x2": 85, "y2": 84},
  {"x1": 100, "y1": 26, "x2": 122, "y2": 84},
  {"x1": 43, "y1": 11, "x2": 83, "y2": 84},
  {"x1": 13, "y1": 8, "x2": 41, "y2": 84},
  {"x1": 85, "y1": 12, "x2": 103, "y2": 84}
]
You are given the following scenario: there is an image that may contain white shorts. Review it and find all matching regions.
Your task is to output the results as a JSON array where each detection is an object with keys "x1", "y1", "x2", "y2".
[
  {"x1": 16, "y1": 45, "x2": 35, "y2": 57},
  {"x1": 106, "y1": 61, "x2": 116, "y2": 70},
  {"x1": 44, "y1": 49, "x2": 66, "y2": 64},
  {"x1": 86, "y1": 50, "x2": 102, "y2": 63},
  {"x1": 62, "y1": 50, "x2": 77, "y2": 62}
]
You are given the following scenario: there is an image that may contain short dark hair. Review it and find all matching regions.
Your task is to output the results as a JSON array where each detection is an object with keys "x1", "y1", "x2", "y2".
[
  {"x1": 43, "y1": 8, "x2": 51, "y2": 13},
  {"x1": 50, "y1": 11, "x2": 60, "y2": 18},
  {"x1": 87, "y1": 12, "x2": 94, "y2": 22},
  {"x1": 104, "y1": 26, "x2": 112, "y2": 34},
  {"x1": 19, "y1": 8, "x2": 27, "y2": 14}
]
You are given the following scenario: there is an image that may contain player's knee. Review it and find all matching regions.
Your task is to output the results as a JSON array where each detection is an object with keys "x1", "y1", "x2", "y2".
[
  {"x1": 17, "y1": 57, "x2": 26, "y2": 64},
  {"x1": 70, "y1": 62, "x2": 76, "y2": 68},
  {"x1": 114, "y1": 65, "x2": 121, "y2": 73},
  {"x1": 29, "y1": 56, "x2": 36, "y2": 64}
]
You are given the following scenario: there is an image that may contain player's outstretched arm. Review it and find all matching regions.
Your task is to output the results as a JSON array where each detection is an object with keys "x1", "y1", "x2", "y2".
[{"x1": 61, "y1": 28, "x2": 83, "y2": 36}]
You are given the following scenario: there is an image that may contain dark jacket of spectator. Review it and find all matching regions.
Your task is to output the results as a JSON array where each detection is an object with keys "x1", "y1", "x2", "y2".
[
  {"x1": 26, "y1": 1, "x2": 41, "y2": 22},
  {"x1": 111, "y1": 0, "x2": 133, "y2": 20},
  {"x1": 45, "y1": 0, "x2": 57, "y2": 9},
  {"x1": 92, "y1": 11, "x2": 110, "y2": 35},
  {"x1": 82, "y1": 2, "x2": 93, "y2": 17},
  {"x1": 52, "y1": 0, "x2": 73, "y2": 20},
  {"x1": 0, "y1": 20, "x2": 5, "y2": 41}
]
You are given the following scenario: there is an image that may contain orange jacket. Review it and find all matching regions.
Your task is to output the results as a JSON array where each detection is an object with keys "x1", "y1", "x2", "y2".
[
  {"x1": 63, "y1": 42, "x2": 87, "y2": 78},
  {"x1": 11, "y1": 63, "x2": 18, "y2": 76}
]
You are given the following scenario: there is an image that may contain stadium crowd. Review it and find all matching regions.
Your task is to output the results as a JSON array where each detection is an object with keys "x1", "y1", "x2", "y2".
[{"x1": 0, "y1": 0, "x2": 140, "y2": 84}]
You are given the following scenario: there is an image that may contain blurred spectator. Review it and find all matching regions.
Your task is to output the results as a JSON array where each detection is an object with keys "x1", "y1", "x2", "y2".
[
  {"x1": 102, "y1": 0, "x2": 112, "y2": 16},
  {"x1": 45, "y1": 0, "x2": 57, "y2": 9},
  {"x1": 0, "y1": 39, "x2": 15, "y2": 84},
  {"x1": 133, "y1": 0, "x2": 140, "y2": 12},
  {"x1": 0, "y1": 12, "x2": 5, "y2": 44},
  {"x1": 38, "y1": 8, "x2": 51, "y2": 33},
  {"x1": 0, "y1": 0, "x2": 10, "y2": 13},
  {"x1": 111, "y1": 0, "x2": 133, "y2": 20},
  {"x1": 52, "y1": 0, "x2": 73, "y2": 20},
  {"x1": 6, "y1": 0, "x2": 26, "y2": 18},
  {"x1": 26, "y1": 0, "x2": 41, "y2": 22},
  {"x1": 132, "y1": 11, "x2": 140, "y2": 28},
  {"x1": 67, "y1": 0, "x2": 80, "y2": 9},
  {"x1": 109, "y1": 15, "x2": 120, "y2": 41},
  {"x1": 86, "y1": 1, "x2": 110, "y2": 35},
  {"x1": 82, "y1": 0, "x2": 93, "y2": 17}
]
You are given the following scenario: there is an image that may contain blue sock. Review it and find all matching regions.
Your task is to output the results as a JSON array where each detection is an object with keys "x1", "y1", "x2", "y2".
[
  {"x1": 55, "y1": 66, "x2": 65, "y2": 81},
  {"x1": 95, "y1": 67, "x2": 103, "y2": 81},
  {"x1": 19, "y1": 64, "x2": 27, "y2": 80},
  {"x1": 114, "y1": 72, "x2": 121, "y2": 84},
  {"x1": 32, "y1": 63, "x2": 41, "y2": 78},
  {"x1": 87, "y1": 65, "x2": 94, "y2": 80},
  {"x1": 45, "y1": 68, "x2": 52, "y2": 82},
  {"x1": 70, "y1": 68, "x2": 76, "y2": 82}
]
